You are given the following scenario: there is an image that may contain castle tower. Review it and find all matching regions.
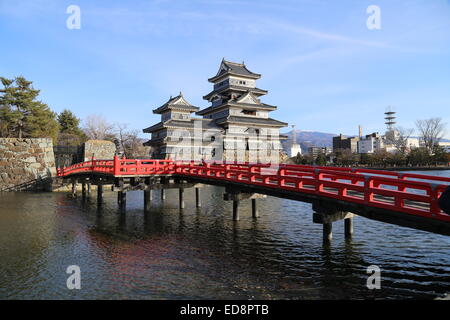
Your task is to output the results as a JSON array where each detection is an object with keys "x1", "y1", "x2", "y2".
[
  {"x1": 197, "y1": 59, "x2": 287, "y2": 163},
  {"x1": 143, "y1": 93, "x2": 221, "y2": 160}
]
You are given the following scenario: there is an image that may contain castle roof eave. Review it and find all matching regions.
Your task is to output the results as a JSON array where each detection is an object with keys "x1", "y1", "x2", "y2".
[
  {"x1": 215, "y1": 115, "x2": 288, "y2": 128},
  {"x1": 203, "y1": 86, "x2": 267, "y2": 100},
  {"x1": 196, "y1": 102, "x2": 277, "y2": 116},
  {"x1": 208, "y1": 71, "x2": 261, "y2": 83}
]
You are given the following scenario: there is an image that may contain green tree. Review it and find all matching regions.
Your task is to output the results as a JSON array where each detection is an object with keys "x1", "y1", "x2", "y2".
[
  {"x1": 431, "y1": 145, "x2": 448, "y2": 165},
  {"x1": 407, "y1": 147, "x2": 430, "y2": 166},
  {"x1": 0, "y1": 76, "x2": 59, "y2": 141},
  {"x1": 57, "y1": 109, "x2": 87, "y2": 146},
  {"x1": 316, "y1": 153, "x2": 327, "y2": 166}
]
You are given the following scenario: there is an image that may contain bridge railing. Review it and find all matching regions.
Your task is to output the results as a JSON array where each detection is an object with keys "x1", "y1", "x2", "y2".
[
  {"x1": 57, "y1": 157, "x2": 450, "y2": 222},
  {"x1": 56, "y1": 159, "x2": 114, "y2": 176},
  {"x1": 174, "y1": 161, "x2": 450, "y2": 222}
]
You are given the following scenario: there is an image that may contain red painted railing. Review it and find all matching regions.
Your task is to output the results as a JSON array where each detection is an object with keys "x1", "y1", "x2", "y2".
[{"x1": 57, "y1": 157, "x2": 450, "y2": 222}]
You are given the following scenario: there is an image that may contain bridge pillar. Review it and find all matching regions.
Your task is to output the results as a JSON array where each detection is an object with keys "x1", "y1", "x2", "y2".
[
  {"x1": 233, "y1": 200, "x2": 240, "y2": 221},
  {"x1": 119, "y1": 191, "x2": 126, "y2": 211},
  {"x1": 252, "y1": 199, "x2": 259, "y2": 218},
  {"x1": 195, "y1": 188, "x2": 201, "y2": 208},
  {"x1": 71, "y1": 179, "x2": 77, "y2": 197},
  {"x1": 87, "y1": 183, "x2": 91, "y2": 195},
  {"x1": 97, "y1": 184, "x2": 103, "y2": 205},
  {"x1": 81, "y1": 183, "x2": 86, "y2": 199},
  {"x1": 179, "y1": 188, "x2": 185, "y2": 209},
  {"x1": 344, "y1": 217, "x2": 354, "y2": 238},
  {"x1": 161, "y1": 189, "x2": 166, "y2": 201},
  {"x1": 313, "y1": 201, "x2": 355, "y2": 243},
  {"x1": 144, "y1": 190, "x2": 152, "y2": 212},
  {"x1": 323, "y1": 223, "x2": 333, "y2": 242}
]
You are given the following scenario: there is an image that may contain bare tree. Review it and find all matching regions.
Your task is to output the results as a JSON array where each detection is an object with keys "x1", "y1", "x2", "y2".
[
  {"x1": 385, "y1": 126, "x2": 415, "y2": 155},
  {"x1": 114, "y1": 123, "x2": 150, "y2": 158},
  {"x1": 83, "y1": 114, "x2": 115, "y2": 140},
  {"x1": 415, "y1": 118, "x2": 446, "y2": 153}
]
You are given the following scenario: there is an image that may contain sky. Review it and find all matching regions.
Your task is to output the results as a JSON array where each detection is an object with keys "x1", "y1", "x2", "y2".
[{"x1": 1, "y1": 0, "x2": 449, "y2": 138}]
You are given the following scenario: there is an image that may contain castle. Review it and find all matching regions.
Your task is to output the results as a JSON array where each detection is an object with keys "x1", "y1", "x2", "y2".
[{"x1": 143, "y1": 59, "x2": 287, "y2": 163}]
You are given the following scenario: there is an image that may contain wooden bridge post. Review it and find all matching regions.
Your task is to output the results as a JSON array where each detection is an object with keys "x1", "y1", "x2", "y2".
[
  {"x1": 323, "y1": 223, "x2": 333, "y2": 242},
  {"x1": 252, "y1": 199, "x2": 259, "y2": 218},
  {"x1": 119, "y1": 191, "x2": 126, "y2": 211},
  {"x1": 144, "y1": 189, "x2": 152, "y2": 212},
  {"x1": 97, "y1": 184, "x2": 103, "y2": 205},
  {"x1": 195, "y1": 188, "x2": 201, "y2": 208},
  {"x1": 179, "y1": 187, "x2": 185, "y2": 209},
  {"x1": 161, "y1": 189, "x2": 166, "y2": 201},
  {"x1": 233, "y1": 200, "x2": 240, "y2": 221},
  {"x1": 87, "y1": 183, "x2": 91, "y2": 195},
  {"x1": 344, "y1": 217, "x2": 354, "y2": 238},
  {"x1": 71, "y1": 179, "x2": 77, "y2": 197},
  {"x1": 81, "y1": 182, "x2": 86, "y2": 199}
]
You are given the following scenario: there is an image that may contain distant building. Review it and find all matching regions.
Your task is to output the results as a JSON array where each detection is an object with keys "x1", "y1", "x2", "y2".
[
  {"x1": 287, "y1": 124, "x2": 302, "y2": 157},
  {"x1": 288, "y1": 143, "x2": 302, "y2": 157},
  {"x1": 308, "y1": 146, "x2": 332, "y2": 158},
  {"x1": 406, "y1": 137, "x2": 420, "y2": 150},
  {"x1": 439, "y1": 141, "x2": 450, "y2": 153},
  {"x1": 333, "y1": 134, "x2": 359, "y2": 153},
  {"x1": 358, "y1": 133, "x2": 385, "y2": 154}
]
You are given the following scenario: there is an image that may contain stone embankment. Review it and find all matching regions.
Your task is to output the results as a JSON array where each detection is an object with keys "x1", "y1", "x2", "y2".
[{"x1": 0, "y1": 138, "x2": 56, "y2": 191}]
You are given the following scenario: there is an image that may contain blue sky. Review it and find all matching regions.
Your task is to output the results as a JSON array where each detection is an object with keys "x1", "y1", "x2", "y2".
[{"x1": 1, "y1": 0, "x2": 449, "y2": 138}]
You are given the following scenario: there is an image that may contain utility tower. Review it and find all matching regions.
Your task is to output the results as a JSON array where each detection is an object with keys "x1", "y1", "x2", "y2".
[{"x1": 384, "y1": 106, "x2": 396, "y2": 132}]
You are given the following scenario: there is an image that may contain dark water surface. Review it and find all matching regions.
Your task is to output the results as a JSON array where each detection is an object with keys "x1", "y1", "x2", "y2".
[{"x1": 1, "y1": 170, "x2": 449, "y2": 299}]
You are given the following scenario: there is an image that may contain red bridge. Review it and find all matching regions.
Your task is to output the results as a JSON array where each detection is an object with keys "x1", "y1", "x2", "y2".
[{"x1": 57, "y1": 156, "x2": 450, "y2": 240}]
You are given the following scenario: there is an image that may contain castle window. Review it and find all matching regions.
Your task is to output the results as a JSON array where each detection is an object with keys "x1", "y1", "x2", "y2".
[{"x1": 242, "y1": 110, "x2": 256, "y2": 116}]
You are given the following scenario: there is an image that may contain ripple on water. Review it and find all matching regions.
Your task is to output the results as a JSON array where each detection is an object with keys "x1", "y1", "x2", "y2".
[{"x1": 0, "y1": 174, "x2": 450, "y2": 299}]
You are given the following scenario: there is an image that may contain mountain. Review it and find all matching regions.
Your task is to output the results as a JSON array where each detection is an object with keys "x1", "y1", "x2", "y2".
[{"x1": 281, "y1": 130, "x2": 337, "y2": 152}]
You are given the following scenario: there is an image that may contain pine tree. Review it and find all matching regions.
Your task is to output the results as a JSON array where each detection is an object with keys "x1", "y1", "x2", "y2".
[
  {"x1": 57, "y1": 109, "x2": 87, "y2": 146},
  {"x1": 58, "y1": 109, "x2": 80, "y2": 133},
  {"x1": 0, "y1": 76, "x2": 59, "y2": 141}
]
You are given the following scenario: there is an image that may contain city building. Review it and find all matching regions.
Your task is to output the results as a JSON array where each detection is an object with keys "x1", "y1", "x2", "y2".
[
  {"x1": 143, "y1": 59, "x2": 288, "y2": 162},
  {"x1": 288, "y1": 144, "x2": 302, "y2": 157},
  {"x1": 439, "y1": 141, "x2": 450, "y2": 153},
  {"x1": 333, "y1": 134, "x2": 359, "y2": 153},
  {"x1": 308, "y1": 146, "x2": 332, "y2": 158},
  {"x1": 357, "y1": 132, "x2": 385, "y2": 154},
  {"x1": 287, "y1": 125, "x2": 302, "y2": 157}
]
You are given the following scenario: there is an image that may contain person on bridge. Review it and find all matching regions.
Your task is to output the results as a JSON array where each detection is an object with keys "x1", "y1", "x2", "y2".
[{"x1": 439, "y1": 186, "x2": 450, "y2": 215}]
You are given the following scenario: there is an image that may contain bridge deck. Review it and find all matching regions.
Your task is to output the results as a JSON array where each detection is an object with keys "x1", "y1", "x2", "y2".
[{"x1": 57, "y1": 157, "x2": 450, "y2": 236}]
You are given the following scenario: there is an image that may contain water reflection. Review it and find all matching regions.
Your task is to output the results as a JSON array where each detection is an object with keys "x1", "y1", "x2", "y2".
[{"x1": 0, "y1": 171, "x2": 449, "y2": 299}]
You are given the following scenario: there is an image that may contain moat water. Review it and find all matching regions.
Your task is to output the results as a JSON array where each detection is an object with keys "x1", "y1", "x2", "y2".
[{"x1": 0, "y1": 170, "x2": 449, "y2": 299}]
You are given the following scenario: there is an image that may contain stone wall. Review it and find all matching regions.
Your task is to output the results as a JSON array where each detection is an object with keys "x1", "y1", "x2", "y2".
[
  {"x1": 83, "y1": 140, "x2": 116, "y2": 161},
  {"x1": 0, "y1": 138, "x2": 56, "y2": 191}
]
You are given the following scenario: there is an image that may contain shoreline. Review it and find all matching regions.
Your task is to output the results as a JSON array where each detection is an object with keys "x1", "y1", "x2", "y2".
[{"x1": 355, "y1": 166, "x2": 450, "y2": 172}]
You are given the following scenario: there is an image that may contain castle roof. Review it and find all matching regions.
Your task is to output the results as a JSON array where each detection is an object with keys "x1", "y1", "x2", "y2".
[
  {"x1": 208, "y1": 59, "x2": 261, "y2": 83},
  {"x1": 153, "y1": 92, "x2": 199, "y2": 114}
]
